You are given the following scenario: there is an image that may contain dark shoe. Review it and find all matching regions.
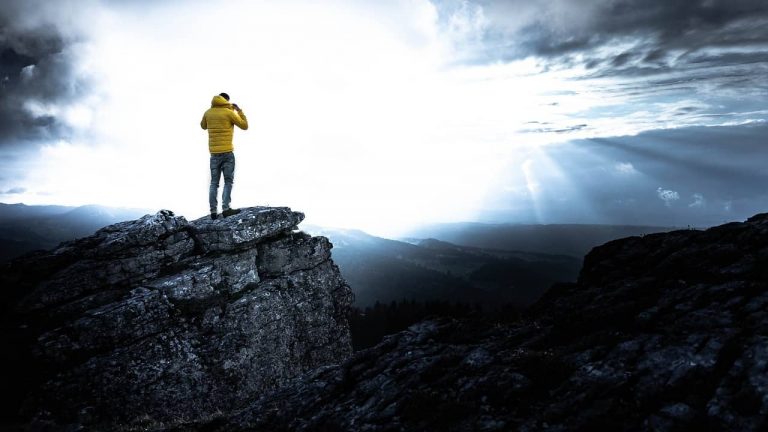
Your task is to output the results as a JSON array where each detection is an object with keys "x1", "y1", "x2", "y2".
[
  {"x1": 222, "y1": 208, "x2": 241, "y2": 217},
  {"x1": 210, "y1": 212, "x2": 218, "y2": 220}
]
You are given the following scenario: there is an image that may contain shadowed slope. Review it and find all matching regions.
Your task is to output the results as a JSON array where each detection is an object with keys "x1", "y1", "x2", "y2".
[{"x1": 195, "y1": 213, "x2": 768, "y2": 432}]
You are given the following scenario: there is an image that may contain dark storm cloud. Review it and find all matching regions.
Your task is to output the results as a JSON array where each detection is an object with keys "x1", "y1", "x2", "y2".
[
  {"x1": 439, "y1": 0, "x2": 768, "y2": 76},
  {"x1": 523, "y1": 0, "x2": 768, "y2": 57},
  {"x1": 520, "y1": 0, "x2": 768, "y2": 57},
  {"x1": 0, "y1": 0, "x2": 89, "y2": 148}
]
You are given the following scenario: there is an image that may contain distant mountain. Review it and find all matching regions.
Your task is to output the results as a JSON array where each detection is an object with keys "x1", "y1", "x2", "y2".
[
  {"x1": 0, "y1": 203, "x2": 151, "y2": 261},
  {"x1": 0, "y1": 203, "x2": 73, "y2": 221},
  {"x1": 303, "y1": 225, "x2": 581, "y2": 308},
  {"x1": 402, "y1": 222, "x2": 678, "y2": 257}
]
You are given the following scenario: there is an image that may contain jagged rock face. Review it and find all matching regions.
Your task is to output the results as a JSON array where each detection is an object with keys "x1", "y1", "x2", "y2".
[
  {"x1": 1, "y1": 207, "x2": 353, "y2": 428},
  {"x1": 197, "y1": 213, "x2": 768, "y2": 432}
]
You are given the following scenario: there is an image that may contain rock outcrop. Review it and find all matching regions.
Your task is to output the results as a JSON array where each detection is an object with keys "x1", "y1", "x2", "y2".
[
  {"x1": 195, "y1": 213, "x2": 768, "y2": 431},
  {"x1": 0, "y1": 207, "x2": 353, "y2": 429}
]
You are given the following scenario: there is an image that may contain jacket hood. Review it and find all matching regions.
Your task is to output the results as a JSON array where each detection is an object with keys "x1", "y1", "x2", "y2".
[{"x1": 211, "y1": 95, "x2": 231, "y2": 108}]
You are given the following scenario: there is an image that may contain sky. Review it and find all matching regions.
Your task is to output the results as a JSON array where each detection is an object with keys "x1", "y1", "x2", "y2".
[{"x1": 1, "y1": 0, "x2": 767, "y2": 236}]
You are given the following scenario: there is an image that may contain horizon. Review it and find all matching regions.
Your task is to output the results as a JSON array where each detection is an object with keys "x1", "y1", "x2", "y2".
[
  {"x1": 1, "y1": 0, "x2": 767, "y2": 237},
  {"x1": 1, "y1": 200, "x2": 719, "y2": 237}
]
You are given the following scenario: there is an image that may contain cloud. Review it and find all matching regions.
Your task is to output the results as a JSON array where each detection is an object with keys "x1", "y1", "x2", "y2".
[
  {"x1": 0, "y1": 0, "x2": 95, "y2": 149},
  {"x1": 1, "y1": 0, "x2": 766, "y2": 234},
  {"x1": 0, "y1": 186, "x2": 26, "y2": 194},
  {"x1": 614, "y1": 162, "x2": 636, "y2": 174},
  {"x1": 656, "y1": 187, "x2": 680, "y2": 206},
  {"x1": 2, "y1": 0, "x2": 529, "y2": 234},
  {"x1": 470, "y1": 0, "x2": 768, "y2": 58},
  {"x1": 432, "y1": 0, "x2": 768, "y2": 89},
  {"x1": 689, "y1": 193, "x2": 706, "y2": 208},
  {"x1": 521, "y1": 123, "x2": 589, "y2": 134},
  {"x1": 428, "y1": 0, "x2": 768, "y2": 142}
]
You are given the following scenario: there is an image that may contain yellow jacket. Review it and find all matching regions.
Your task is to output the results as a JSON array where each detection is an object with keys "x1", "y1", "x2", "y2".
[{"x1": 200, "y1": 95, "x2": 248, "y2": 154}]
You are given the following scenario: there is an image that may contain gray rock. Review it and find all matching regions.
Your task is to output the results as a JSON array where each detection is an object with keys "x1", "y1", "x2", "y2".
[
  {"x1": 192, "y1": 206, "x2": 304, "y2": 252},
  {"x1": 1, "y1": 206, "x2": 352, "y2": 429}
]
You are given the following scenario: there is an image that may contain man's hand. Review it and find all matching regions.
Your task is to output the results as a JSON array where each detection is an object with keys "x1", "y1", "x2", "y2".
[{"x1": 232, "y1": 103, "x2": 241, "y2": 112}]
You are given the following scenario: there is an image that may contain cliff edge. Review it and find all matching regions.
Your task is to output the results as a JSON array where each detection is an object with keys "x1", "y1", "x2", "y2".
[{"x1": 0, "y1": 206, "x2": 353, "y2": 429}]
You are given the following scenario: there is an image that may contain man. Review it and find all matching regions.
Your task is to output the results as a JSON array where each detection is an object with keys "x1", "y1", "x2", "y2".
[{"x1": 200, "y1": 92, "x2": 248, "y2": 219}]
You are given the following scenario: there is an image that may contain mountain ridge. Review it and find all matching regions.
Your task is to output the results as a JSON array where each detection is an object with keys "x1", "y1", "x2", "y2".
[
  {"x1": 0, "y1": 203, "x2": 152, "y2": 261},
  {"x1": 303, "y1": 224, "x2": 581, "y2": 308},
  {"x1": 404, "y1": 220, "x2": 679, "y2": 257}
]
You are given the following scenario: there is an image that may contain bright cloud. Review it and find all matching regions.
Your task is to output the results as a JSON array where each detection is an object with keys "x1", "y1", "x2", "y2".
[
  {"x1": 615, "y1": 162, "x2": 636, "y2": 174},
  {"x1": 657, "y1": 187, "x2": 680, "y2": 207},
  {"x1": 689, "y1": 193, "x2": 706, "y2": 208}
]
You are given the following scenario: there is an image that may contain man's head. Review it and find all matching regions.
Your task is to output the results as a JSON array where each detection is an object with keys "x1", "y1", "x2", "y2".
[{"x1": 219, "y1": 92, "x2": 230, "y2": 101}]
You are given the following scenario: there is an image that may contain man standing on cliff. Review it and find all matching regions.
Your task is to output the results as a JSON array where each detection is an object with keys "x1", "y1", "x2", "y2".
[{"x1": 201, "y1": 92, "x2": 248, "y2": 219}]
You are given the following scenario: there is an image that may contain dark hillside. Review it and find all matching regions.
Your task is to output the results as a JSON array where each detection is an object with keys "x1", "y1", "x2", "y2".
[
  {"x1": 404, "y1": 222, "x2": 676, "y2": 257},
  {"x1": 197, "y1": 213, "x2": 768, "y2": 432},
  {"x1": 306, "y1": 226, "x2": 580, "y2": 308}
]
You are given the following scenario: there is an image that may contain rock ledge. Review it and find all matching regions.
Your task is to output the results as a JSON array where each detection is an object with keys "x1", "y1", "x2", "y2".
[{"x1": 1, "y1": 206, "x2": 353, "y2": 429}]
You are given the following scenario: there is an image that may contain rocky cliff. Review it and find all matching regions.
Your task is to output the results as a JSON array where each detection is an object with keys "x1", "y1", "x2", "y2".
[
  {"x1": 0, "y1": 207, "x2": 353, "y2": 429},
  {"x1": 195, "y1": 213, "x2": 768, "y2": 431}
]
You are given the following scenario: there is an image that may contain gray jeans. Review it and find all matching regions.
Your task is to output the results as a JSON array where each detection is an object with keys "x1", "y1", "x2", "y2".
[{"x1": 209, "y1": 152, "x2": 235, "y2": 212}]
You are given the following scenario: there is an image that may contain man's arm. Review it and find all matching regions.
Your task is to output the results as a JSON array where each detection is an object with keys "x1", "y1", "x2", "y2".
[
  {"x1": 200, "y1": 113, "x2": 208, "y2": 130},
  {"x1": 231, "y1": 108, "x2": 248, "y2": 130}
]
